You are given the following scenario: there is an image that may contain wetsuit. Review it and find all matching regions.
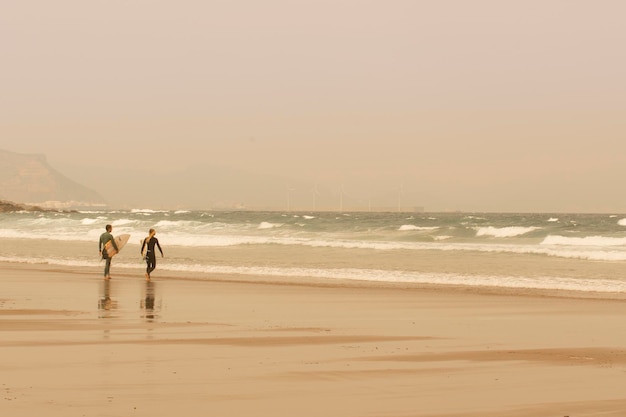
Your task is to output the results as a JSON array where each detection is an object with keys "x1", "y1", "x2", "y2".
[
  {"x1": 141, "y1": 237, "x2": 163, "y2": 276},
  {"x1": 99, "y1": 232, "x2": 118, "y2": 277}
]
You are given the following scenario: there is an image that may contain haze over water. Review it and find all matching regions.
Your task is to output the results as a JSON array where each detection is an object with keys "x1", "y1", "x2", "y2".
[{"x1": 1, "y1": 1, "x2": 625, "y2": 212}]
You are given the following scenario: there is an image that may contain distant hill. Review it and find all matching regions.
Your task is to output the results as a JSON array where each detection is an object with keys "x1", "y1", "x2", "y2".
[
  {"x1": 0, "y1": 199, "x2": 62, "y2": 213},
  {"x1": 0, "y1": 149, "x2": 106, "y2": 209}
]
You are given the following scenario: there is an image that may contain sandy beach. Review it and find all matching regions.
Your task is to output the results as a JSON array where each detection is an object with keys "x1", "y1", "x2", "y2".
[{"x1": 2, "y1": 262, "x2": 626, "y2": 417}]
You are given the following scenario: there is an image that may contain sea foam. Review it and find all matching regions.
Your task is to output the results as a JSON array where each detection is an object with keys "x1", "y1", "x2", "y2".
[
  {"x1": 398, "y1": 225, "x2": 439, "y2": 231},
  {"x1": 3, "y1": 254, "x2": 626, "y2": 294},
  {"x1": 259, "y1": 222, "x2": 281, "y2": 229},
  {"x1": 475, "y1": 226, "x2": 540, "y2": 238},
  {"x1": 541, "y1": 235, "x2": 626, "y2": 247}
]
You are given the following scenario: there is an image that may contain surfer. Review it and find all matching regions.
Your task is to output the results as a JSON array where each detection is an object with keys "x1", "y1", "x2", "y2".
[
  {"x1": 141, "y1": 228, "x2": 163, "y2": 281},
  {"x1": 99, "y1": 224, "x2": 118, "y2": 280}
]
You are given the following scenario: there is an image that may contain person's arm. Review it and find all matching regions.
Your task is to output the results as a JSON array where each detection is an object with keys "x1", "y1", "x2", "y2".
[
  {"x1": 111, "y1": 234, "x2": 119, "y2": 251},
  {"x1": 141, "y1": 239, "x2": 146, "y2": 254},
  {"x1": 156, "y1": 240, "x2": 163, "y2": 256}
]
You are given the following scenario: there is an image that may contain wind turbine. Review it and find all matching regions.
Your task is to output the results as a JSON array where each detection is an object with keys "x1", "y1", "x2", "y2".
[
  {"x1": 311, "y1": 183, "x2": 320, "y2": 211},
  {"x1": 339, "y1": 183, "x2": 345, "y2": 212},
  {"x1": 286, "y1": 184, "x2": 295, "y2": 212},
  {"x1": 397, "y1": 184, "x2": 404, "y2": 212}
]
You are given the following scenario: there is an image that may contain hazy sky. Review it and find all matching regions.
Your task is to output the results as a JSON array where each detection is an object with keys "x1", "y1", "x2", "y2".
[{"x1": 1, "y1": 1, "x2": 625, "y2": 211}]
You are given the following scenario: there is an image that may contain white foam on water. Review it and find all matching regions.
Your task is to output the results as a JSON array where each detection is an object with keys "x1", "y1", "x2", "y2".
[
  {"x1": 258, "y1": 222, "x2": 282, "y2": 229},
  {"x1": 2, "y1": 255, "x2": 625, "y2": 294},
  {"x1": 81, "y1": 218, "x2": 102, "y2": 225},
  {"x1": 398, "y1": 225, "x2": 439, "y2": 231},
  {"x1": 3, "y1": 226, "x2": 626, "y2": 261},
  {"x1": 154, "y1": 220, "x2": 205, "y2": 229},
  {"x1": 541, "y1": 235, "x2": 626, "y2": 247},
  {"x1": 476, "y1": 226, "x2": 540, "y2": 238},
  {"x1": 131, "y1": 209, "x2": 169, "y2": 214},
  {"x1": 3, "y1": 212, "x2": 626, "y2": 264},
  {"x1": 112, "y1": 219, "x2": 136, "y2": 226}
]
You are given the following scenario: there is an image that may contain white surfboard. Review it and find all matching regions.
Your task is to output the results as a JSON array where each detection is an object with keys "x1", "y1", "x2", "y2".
[{"x1": 104, "y1": 234, "x2": 130, "y2": 257}]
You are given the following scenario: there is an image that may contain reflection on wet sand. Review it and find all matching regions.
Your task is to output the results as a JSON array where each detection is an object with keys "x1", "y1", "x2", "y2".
[
  {"x1": 97, "y1": 280, "x2": 118, "y2": 318},
  {"x1": 97, "y1": 280, "x2": 161, "y2": 322},
  {"x1": 140, "y1": 281, "x2": 160, "y2": 321}
]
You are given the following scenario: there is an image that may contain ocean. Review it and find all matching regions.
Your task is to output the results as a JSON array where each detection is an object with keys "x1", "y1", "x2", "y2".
[{"x1": 1, "y1": 210, "x2": 626, "y2": 295}]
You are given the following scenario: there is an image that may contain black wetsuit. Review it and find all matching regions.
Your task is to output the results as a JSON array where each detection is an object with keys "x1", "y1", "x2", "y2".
[{"x1": 141, "y1": 237, "x2": 163, "y2": 276}]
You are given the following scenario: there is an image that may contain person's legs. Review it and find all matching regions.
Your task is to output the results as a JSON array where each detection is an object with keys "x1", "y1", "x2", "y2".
[
  {"x1": 147, "y1": 257, "x2": 156, "y2": 275},
  {"x1": 104, "y1": 258, "x2": 112, "y2": 279},
  {"x1": 145, "y1": 255, "x2": 156, "y2": 280}
]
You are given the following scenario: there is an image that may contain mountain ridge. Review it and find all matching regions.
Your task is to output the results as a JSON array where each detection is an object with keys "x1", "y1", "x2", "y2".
[{"x1": 0, "y1": 149, "x2": 106, "y2": 208}]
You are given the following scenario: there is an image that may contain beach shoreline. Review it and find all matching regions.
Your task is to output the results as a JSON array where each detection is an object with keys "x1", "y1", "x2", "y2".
[
  {"x1": 3, "y1": 258, "x2": 626, "y2": 301},
  {"x1": 2, "y1": 261, "x2": 626, "y2": 416}
]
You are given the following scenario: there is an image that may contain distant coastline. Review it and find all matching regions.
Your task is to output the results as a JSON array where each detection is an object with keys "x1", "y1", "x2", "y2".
[{"x1": 0, "y1": 199, "x2": 74, "y2": 213}]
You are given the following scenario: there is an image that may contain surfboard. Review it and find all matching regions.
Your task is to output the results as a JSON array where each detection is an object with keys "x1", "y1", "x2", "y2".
[
  {"x1": 140, "y1": 238, "x2": 148, "y2": 258},
  {"x1": 104, "y1": 234, "x2": 130, "y2": 257}
]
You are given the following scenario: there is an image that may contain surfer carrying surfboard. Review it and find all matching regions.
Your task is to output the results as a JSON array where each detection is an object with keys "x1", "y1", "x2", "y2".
[
  {"x1": 99, "y1": 224, "x2": 118, "y2": 280},
  {"x1": 141, "y1": 228, "x2": 163, "y2": 281}
]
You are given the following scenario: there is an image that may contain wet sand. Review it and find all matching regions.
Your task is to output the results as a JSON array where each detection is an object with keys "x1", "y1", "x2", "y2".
[{"x1": 2, "y1": 262, "x2": 626, "y2": 417}]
